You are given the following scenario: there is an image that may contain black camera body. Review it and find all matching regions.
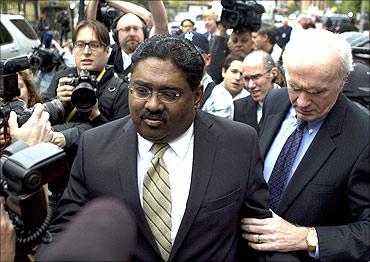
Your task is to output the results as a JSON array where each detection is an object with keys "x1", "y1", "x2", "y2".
[
  {"x1": 0, "y1": 141, "x2": 68, "y2": 251},
  {"x1": 29, "y1": 47, "x2": 62, "y2": 72},
  {"x1": 0, "y1": 141, "x2": 68, "y2": 227},
  {"x1": 0, "y1": 99, "x2": 65, "y2": 128},
  {"x1": 0, "y1": 56, "x2": 30, "y2": 102},
  {"x1": 68, "y1": 70, "x2": 98, "y2": 113},
  {"x1": 0, "y1": 56, "x2": 65, "y2": 129},
  {"x1": 220, "y1": 0, "x2": 265, "y2": 32}
]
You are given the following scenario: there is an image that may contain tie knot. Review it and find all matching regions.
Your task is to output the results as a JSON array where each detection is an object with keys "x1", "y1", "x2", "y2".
[
  {"x1": 152, "y1": 143, "x2": 169, "y2": 158},
  {"x1": 296, "y1": 118, "x2": 307, "y2": 131}
]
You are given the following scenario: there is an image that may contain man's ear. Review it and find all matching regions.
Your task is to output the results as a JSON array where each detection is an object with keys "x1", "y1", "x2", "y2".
[
  {"x1": 221, "y1": 67, "x2": 226, "y2": 78},
  {"x1": 271, "y1": 67, "x2": 279, "y2": 83}
]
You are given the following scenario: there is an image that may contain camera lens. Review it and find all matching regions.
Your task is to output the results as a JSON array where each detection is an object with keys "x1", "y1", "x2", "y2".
[
  {"x1": 29, "y1": 56, "x2": 41, "y2": 69},
  {"x1": 43, "y1": 99, "x2": 65, "y2": 125},
  {"x1": 71, "y1": 82, "x2": 96, "y2": 113}
]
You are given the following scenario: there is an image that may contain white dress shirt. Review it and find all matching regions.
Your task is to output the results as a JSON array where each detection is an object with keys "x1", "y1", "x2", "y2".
[
  {"x1": 137, "y1": 124, "x2": 194, "y2": 244},
  {"x1": 121, "y1": 49, "x2": 133, "y2": 70}
]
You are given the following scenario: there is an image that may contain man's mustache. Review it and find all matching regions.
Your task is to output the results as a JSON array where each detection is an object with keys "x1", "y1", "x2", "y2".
[{"x1": 139, "y1": 110, "x2": 168, "y2": 121}]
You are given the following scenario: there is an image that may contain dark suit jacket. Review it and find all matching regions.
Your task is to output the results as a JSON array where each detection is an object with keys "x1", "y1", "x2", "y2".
[
  {"x1": 37, "y1": 110, "x2": 271, "y2": 261},
  {"x1": 259, "y1": 88, "x2": 370, "y2": 262},
  {"x1": 234, "y1": 96, "x2": 260, "y2": 132}
]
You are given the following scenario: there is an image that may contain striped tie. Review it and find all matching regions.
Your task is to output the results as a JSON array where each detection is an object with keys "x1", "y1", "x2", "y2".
[{"x1": 143, "y1": 143, "x2": 172, "y2": 260}]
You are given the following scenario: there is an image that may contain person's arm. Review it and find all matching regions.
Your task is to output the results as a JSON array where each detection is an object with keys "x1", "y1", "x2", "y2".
[
  {"x1": 207, "y1": 24, "x2": 229, "y2": 84},
  {"x1": 8, "y1": 103, "x2": 53, "y2": 146},
  {"x1": 148, "y1": 0, "x2": 168, "y2": 35},
  {"x1": 241, "y1": 144, "x2": 370, "y2": 261},
  {"x1": 0, "y1": 197, "x2": 15, "y2": 262},
  {"x1": 52, "y1": 122, "x2": 93, "y2": 149},
  {"x1": 51, "y1": 40, "x2": 75, "y2": 68},
  {"x1": 106, "y1": 0, "x2": 153, "y2": 30},
  {"x1": 85, "y1": 0, "x2": 99, "y2": 20}
]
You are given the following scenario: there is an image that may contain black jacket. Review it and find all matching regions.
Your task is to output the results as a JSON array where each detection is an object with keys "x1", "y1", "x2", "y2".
[{"x1": 48, "y1": 65, "x2": 129, "y2": 148}]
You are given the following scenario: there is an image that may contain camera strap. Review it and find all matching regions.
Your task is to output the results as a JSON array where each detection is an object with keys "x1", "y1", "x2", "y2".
[{"x1": 66, "y1": 68, "x2": 106, "y2": 122}]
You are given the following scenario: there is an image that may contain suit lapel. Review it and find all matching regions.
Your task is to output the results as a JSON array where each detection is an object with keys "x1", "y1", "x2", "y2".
[
  {"x1": 114, "y1": 119, "x2": 160, "y2": 255},
  {"x1": 244, "y1": 97, "x2": 259, "y2": 130},
  {"x1": 169, "y1": 111, "x2": 217, "y2": 260},
  {"x1": 259, "y1": 92, "x2": 291, "y2": 158},
  {"x1": 277, "y1": 95, "x2": 347, "y2": 214},
  {"x1": 259, "y1": 111, "x2": 286, "y2": 157}
]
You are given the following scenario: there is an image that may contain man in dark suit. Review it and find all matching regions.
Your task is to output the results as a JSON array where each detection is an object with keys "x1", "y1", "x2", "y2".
[
  {"x1": 234, "y1": 50, "x2": 279, "y2": 131},
  {"x1": 241, "y1": 29, "x2": 370, "y2": 261},
  {"x1": 37, "y1": 35, "x2": 271, "y2": 261}
]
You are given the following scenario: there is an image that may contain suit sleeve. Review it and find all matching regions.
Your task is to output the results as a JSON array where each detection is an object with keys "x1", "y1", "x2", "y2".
[
  {"x1": 316, "y1": 144, "x2": 370, "y2": 262},
  {"x1": 244, "y1": 129, "x2": 272, "y2": 219}
]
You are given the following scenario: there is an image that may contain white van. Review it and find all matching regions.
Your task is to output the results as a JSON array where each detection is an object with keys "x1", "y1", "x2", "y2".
[{"x1": 0, "y1": 14, "x2": 41, "y2": 59}]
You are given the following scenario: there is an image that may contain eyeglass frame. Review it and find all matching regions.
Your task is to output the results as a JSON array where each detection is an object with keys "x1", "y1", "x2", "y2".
[
  {"x1": 73, "y1": 40, "x2": 106, "y2": 51},
  {"x1": 129, "y1": 85, "x2": 183, "y2": 103},
  {"x1": 243, "y1": 68, "x2": 273, "y2": 83}
]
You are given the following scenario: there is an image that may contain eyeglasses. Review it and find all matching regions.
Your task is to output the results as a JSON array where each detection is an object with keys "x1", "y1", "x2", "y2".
[
  {"x1": 129, "y1": 86, "x2": 182, "y2": 103},
  {"x1": 243, "y1": 68, "x2": 272, "y2": 82},
  {"x1": 73, "y1": 41, "x2": 104, "y2": 51}
]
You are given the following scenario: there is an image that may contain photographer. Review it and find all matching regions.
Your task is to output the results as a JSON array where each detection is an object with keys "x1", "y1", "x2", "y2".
[
  {"x1": 207, "y1": 0, "x2": 264, "y2": 85},
  {"x1": 0, "y1": 104, "x2": 54, "y2": 261},
  {"x1": 1, "y1": 69, "x2": 44, "y2": 148},
  {"x1": 47, "y1": 20, "x2": 129, "y2": 181},
  {"x1": 33, "y1": 40, "x2": 75, "y2": 101}
]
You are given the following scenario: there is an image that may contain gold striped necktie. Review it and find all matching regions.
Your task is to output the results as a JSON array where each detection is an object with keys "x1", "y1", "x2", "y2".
[{"x1": 143, "y1": 143, "x2": 172, "y2": 260}]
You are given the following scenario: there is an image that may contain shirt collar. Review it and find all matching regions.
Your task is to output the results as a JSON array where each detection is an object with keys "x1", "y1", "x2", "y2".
[
  {"x1": 137, "y1": 122, "x2": 194, "y2": 160},
  {"x1": 288, "y1": 106, "x2": 326, "y2": 130}
]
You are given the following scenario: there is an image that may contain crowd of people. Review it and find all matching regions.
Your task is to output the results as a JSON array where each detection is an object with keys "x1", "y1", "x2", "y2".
[{"x1": 0, "y1": 1, "x2": 369, "y2": 261}]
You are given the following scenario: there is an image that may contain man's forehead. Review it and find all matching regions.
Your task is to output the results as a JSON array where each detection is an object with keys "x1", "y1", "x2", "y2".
[
  {"x1": 117, "y1": 13, "x2": 143, "y2": 27},
  {"x1": 76, "y1": 26, "x2": 98, "y2": 40}
]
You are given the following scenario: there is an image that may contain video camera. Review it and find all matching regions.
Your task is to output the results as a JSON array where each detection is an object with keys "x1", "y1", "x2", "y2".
[
  {"x1": 0, "y1": 56, "x2": 29, "y2": 102},
  {"x1": 29, "y1": 46, "x2": 62, "y2": 72},
  {"x1": 67, "y1": 70, "x2": 99, "y2": 113},
  {"x1": 98, "y1": 1, "x2": 119, "y2": 29},
  {"x1": 0, "y1": 141, "x2": 68, "y2": 250},
  {"x1": 220, "y1": 0, "x2": 265, "y2": 32},
  {"x1": 0, "y1": 57, "x2": 65, "y2": 129}
]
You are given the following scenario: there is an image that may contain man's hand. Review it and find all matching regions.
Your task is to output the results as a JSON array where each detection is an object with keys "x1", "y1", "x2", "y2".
[
  {"x1": 241, "y1": 210, "x2": 308, "y2": 252},
  {"x1": 88, "y1": 100, "x2": 101, "y2": 121},
  {"x1": 0, "y1": 197, "x2": 15, "y2": 262},
  {"x1": 8, "y1": 103, "x2": 53, "y2": 146},
  {"x1": 51, "y1": 131, "x2": 66, "y2": 148},
  {"x1": 57, "y1": 77, "x2": 75, "y2": 105}
]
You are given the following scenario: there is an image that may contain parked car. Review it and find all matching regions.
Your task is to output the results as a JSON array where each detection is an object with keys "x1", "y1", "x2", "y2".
[{"x1": 0, "y1": 14, "x2": 40, "y2": 59}]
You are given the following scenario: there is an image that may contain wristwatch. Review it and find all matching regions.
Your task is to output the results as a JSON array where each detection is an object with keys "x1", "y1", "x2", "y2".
[{"x1": 306, "y1": 227, "x2": 318, "y2": 252}]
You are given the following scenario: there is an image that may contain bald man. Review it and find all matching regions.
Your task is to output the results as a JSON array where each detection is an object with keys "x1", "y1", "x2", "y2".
[{"x1": 108, "y1": 13, "x2": 147, "y2": 75}]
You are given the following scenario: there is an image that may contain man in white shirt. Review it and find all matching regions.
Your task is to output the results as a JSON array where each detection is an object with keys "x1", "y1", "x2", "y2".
[{"x1": 234, "y1": 50, "x2": 279, "y2": 131}]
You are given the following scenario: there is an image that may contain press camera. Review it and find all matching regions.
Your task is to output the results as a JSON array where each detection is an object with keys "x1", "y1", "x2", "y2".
[
  {"x1": 29, "y1": 46, "x2": 62, "y2": 72},
  {"x1": 220, "y1": 0, "x2": 265, "y2": 32},
  {"x1": 0, "y1": 56, "x2": 65, "y2": 129},
  {"x1": 0, "y1": 141, "x2": 68, "y2": 249},
  {"x1": 67, "y1": 70, "x2": 98, "y2": 113}
]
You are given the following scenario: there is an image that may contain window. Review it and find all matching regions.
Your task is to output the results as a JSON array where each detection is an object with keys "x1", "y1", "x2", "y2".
[
  {"x1": 0, "y1": 22, "x2": 13, "y2": 45},
  {"x1": 10, "y1": 19, "x2": 38, "y2": 40}
]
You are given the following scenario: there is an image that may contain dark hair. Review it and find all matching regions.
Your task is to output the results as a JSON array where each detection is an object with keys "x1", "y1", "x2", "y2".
[
  {"x1": 257, "y1": 23, "x2": 278, "y2": 45},
  {"x1": 223, "y1": 51, "x2": 245, "y2": 71},
  {"x1": 73, "y1": 19, "x2": 110, "y2": 47},
  {"x1": 131, "y1": 35, "x2": 205, "y2": 90},
  {"x1": 181, "y1": 19, "x2": 195, "y2": 27}
]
